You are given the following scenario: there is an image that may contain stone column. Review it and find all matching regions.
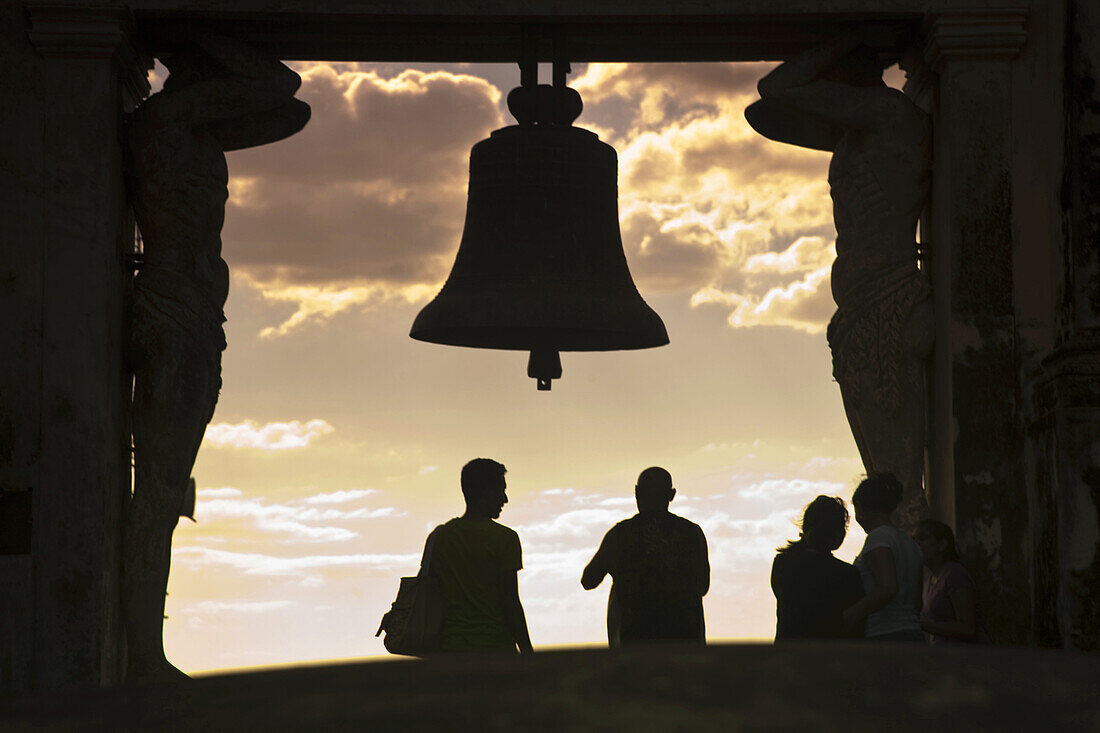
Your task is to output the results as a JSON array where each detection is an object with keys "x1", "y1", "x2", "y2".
[
  {"x1": 904, "y1": 10, "x2": 1030, "y2": 644},
  {"x1": 0, "y1": 3, "x2": 149, "y2": 693},
  {"x1": 1029, "y1": 0, "x2": 1100, "y2": 652}
]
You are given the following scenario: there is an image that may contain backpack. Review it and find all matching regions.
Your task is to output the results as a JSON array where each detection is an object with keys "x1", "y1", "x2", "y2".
[{"x1": 375, "y1": 526, "x2": 443, "y2": 656}]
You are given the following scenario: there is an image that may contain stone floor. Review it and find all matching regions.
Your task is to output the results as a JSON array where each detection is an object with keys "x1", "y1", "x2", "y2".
[{"x1": 3, "y1": 643, "x2": 1098, "y2": 731}]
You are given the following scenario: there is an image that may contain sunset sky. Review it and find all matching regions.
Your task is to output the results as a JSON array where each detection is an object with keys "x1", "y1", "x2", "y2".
[{"x1": 161, "y1": 59, "x2": 904, "y2": 674}]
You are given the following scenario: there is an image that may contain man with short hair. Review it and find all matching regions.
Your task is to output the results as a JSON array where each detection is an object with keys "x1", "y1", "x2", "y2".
[
  {"x1": 429, "y1": 458, "x2": 533, "y2": 653},
  {"x1": 582, "y1": 467, "x2": 710, "y2": 646}
]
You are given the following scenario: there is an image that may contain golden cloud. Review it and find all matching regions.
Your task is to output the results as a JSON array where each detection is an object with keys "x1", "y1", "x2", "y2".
[
  {"x1": 218, "y1": 61, "x2": 844, "y2": 337},
  {"x1": 692, "y1": 265, "x2": 834, "y2": 334},
  {"x1": 241, "y1": 274, "x2": 436, "y2": 338},
  {"x1": 219, "y1": 64, "x2": 504, "y2": 310},
  {"x1": 571, "y1": 63, "x2": 838, "y2": 333},
  {"x1": 202, "y1": 418, "x2": 335, "y2": 450}
]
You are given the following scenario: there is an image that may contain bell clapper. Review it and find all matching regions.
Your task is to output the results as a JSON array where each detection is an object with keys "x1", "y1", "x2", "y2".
[{"x1": 527, "y1": 349, "x2": 563, "y2": 391}]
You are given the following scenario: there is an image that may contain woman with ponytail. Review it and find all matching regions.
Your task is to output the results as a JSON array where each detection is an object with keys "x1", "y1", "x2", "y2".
[
  {"x1": 842, "y1": 474, "x2": 925, "y2": 641},
  {"x1": 771, "y1": 495, "x2": 864, "y2": 639}
]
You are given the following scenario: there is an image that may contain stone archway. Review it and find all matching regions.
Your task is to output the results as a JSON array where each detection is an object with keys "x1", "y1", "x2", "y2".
[{"x1": 4, "y1": 0, "x2": 1097, "y2": 693}]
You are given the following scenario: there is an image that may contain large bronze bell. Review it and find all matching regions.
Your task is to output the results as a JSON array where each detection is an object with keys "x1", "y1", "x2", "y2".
[{"x1": 410, "y1": 65, "x2": 668, "y2": 390}]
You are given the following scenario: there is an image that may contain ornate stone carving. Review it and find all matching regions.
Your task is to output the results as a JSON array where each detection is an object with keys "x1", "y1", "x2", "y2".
[
  {"x1": 123, "y1": 35, "x2": 309, "y2": 679},
  {"x1": 746, "y1": 37, "x2": 933, "y2": 528}
]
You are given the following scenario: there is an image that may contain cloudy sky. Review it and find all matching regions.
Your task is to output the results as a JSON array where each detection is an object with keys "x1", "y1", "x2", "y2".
[{"x1": 160, "y1": 59, "x2": 903, "y2": 674}]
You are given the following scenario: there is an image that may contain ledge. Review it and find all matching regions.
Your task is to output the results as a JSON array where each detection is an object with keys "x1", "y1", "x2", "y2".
[
  {"x1": 122, "y1": 2, "x2": 925, "y2": 61},
  {"x1": 3, "y1": 643, "x2": 1099, "y2": 729}
]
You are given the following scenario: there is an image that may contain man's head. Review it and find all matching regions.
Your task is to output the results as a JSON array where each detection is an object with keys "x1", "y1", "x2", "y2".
[
  {"x1": 851, "y1": 472, "x2": 902, "y2": 530},
  {"x1": 635, "y1": 466, "x2": 675, "y2": 513},
  {"x1": 461, "y1": 458, "x2": 508, "y2": 519}
]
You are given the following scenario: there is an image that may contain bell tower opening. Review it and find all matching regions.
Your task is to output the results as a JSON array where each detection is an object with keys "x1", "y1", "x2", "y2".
[{"x1": 163, "y1": 58, "x2": 867, "y2": 674}]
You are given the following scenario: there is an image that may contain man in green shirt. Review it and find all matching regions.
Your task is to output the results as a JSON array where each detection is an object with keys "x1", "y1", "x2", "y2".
[{"x1": 429, "y1": 458, "x2": 534, "y2": 653}]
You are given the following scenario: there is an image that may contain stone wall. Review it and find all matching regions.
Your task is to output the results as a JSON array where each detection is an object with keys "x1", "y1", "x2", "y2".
[
  {"x1": 1034, "y1": 0, "x2": 1100, "y2": 652},
  {"x1": 3, "y1": 645, "x2": 1099, "y2": 731},
  {"x1": 908, "y1": 8, "x2": 1034, "y2": 645},
  {"x1": 0, "y1": 1, "x2": 46, "y2": 698},
  {"x1": 0, "y1": 3, "x2": 147, "y2": 694},
  {"x1": 1014, "y1": 0, "x2": 1100, "y2": 652},
  {"x1": 903, "y1": 2, "x2": 1100, "y2": 651}
]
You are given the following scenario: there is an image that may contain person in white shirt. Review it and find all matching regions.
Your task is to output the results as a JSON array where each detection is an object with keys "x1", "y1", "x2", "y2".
[{"x1": 842, "y1": 474, "x2": 925, "y2": 641}]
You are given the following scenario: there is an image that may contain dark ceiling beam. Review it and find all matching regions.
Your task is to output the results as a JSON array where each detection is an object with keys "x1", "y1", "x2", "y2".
[{"x1": 131, "y1": 11, "x2": 923, "y2": 62}]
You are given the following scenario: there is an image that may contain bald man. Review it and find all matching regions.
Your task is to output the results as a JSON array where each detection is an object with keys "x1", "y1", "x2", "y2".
[{"x1": 582, "y1": 467, "x2": 710, "y2": 646}]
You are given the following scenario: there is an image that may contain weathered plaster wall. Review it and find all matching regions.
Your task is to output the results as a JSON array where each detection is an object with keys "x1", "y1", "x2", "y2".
[
  {"x1": 1017, "y1": 0, "x2": 1100, "y2": 652},
  {"x1": 1053, "y1": 0, "x2": 1100, "y2": 651},
  {"x1": 914, "y1": 9, "x2": 1032, "y2": 644},
  {"x1": 1013, "y1": 0, "x2": 1068, "y2": 648},
  {"x1": 1064, "y1": 1, "x2": 1100, "y2": 336},
  {"x1": 910, "y1": 2, "x2": 1100, "y2": 650},
  {"x1": 942, "y1": 50, "x2": 1030, "y2": 642}
]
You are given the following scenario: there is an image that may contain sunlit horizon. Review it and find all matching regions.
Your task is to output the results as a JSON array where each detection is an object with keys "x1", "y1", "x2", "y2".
[{"x1": 159, "y1": 59, "x2": 904, "y2": 675}]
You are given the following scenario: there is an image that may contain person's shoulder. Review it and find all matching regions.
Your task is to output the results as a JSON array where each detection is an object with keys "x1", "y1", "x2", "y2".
[
  {"x1": 867, "y1": 524, "x2": 902, "y2": 541},
  {"x1": 826, "y1": 553, "x2": 859, "y2": 574},
  {"x1": 669, "y1": 512, "x2": 705, "y2": 533},
  {"x1": 611, "y1": 515, "x2": 639, "y2": 532},
  {"x1": 772, "y1": 546, "x2": 800, "y2": 566},
  {"x1": 770, "y1": 549, "x2": 791, "y2": 581},
  {"x1": 863, "y1": 525, "x2": 905, "y2": 551},
  {"x1": 893, "y1": 528, "x2": 922, "y2": 557},
  {"x1": 671, "y1": 512, "x2": 701, "y2": 528},
  {"x1": 489, "y1": 519, "x2": 521, "y2": 541},
  {"x1": 431, "y1": 518, "x2": 461, "y2": 541}
]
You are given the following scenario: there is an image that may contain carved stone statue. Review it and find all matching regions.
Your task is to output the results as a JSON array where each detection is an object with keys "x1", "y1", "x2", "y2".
[
  {"x1": 123, "y1": 35, "x2": 309, "y2": 679},
  {"x1": 745, "y1": 38, "x2": 933, "y2": 529}
]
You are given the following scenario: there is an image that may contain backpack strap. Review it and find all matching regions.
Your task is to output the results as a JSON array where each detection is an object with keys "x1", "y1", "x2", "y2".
[{"x1": 418, "y1": 524, "x2": 443, "y2": 578}]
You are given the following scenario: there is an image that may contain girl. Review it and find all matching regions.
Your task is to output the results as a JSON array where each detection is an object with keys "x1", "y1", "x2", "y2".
[{"x1": 843, "y1": 475, "x2": 924, "y2": 641}]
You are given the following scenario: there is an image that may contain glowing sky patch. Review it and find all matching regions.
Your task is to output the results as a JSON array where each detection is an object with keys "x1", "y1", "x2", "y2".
[{"x1": 159, "y1": 60, "x2": 886, "y2": 673}]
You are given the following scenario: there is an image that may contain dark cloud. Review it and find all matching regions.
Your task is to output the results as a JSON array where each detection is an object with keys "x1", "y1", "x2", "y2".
[
  {"x1": 228, "y1": 66, "x2": 501, "y2": 186},
  {"x1": 221, "y1": 65, "x2": 503, "y2": 289},
  {"x1": 621, "y1": 209, "x2": 725, "y2": 291},
  {"x1": 785, "y1": 276, "x2": 837, "y2": 325},
  {"x1": 223, "y1": 178, "x2": 463, "y2": 286},
  {"x1": 576, "y1": 62, "x2": 775, "y2": 139},
  {"x1": 217, "y1": 61, "x2": 841, "y2": 335}
]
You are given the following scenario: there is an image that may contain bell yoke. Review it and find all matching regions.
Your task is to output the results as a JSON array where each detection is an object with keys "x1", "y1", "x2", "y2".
[{"x1": 409, "y1": 54, "x2": 668, "y2": 390}]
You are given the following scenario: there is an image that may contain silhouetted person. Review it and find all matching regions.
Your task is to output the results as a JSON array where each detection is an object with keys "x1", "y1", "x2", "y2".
[
  {"x1": 428, "y1": 458, "x2": 533, "y2": 653},
  {"x1": 582, "y1": 467, "x2": 709, "y2": 646},
  {"x1": 771, "y1": 496, "x2": 864, "y2": 640},
  {"x1": 842, "y1": 474, "x2": 924, "y2": 641},
  {"x1": 912, "y1": 519, "x2": 989, "y2": 644}
]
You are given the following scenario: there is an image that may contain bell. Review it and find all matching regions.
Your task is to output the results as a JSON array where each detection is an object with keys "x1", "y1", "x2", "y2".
[{"x1": 410, "y1": 72, "x2": 668, "y2": 390}]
